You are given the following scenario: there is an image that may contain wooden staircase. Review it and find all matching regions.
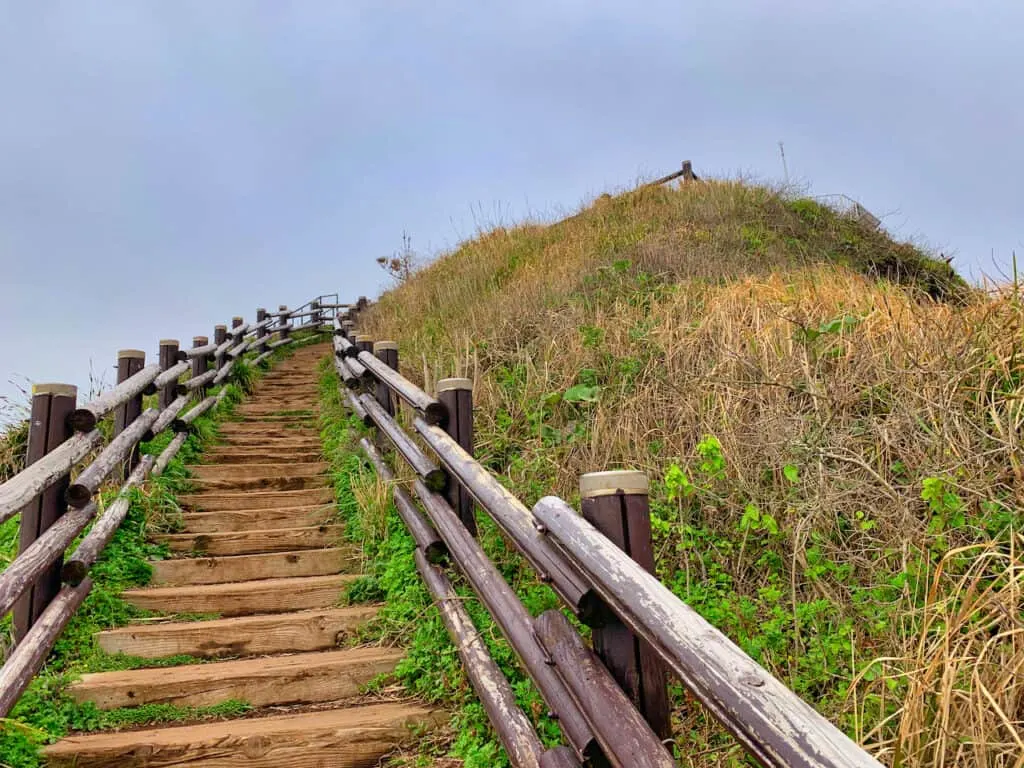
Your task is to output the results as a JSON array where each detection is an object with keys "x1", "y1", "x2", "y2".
[{"x1": 44, "y1": 344, "x2": 440, "y2": 767}]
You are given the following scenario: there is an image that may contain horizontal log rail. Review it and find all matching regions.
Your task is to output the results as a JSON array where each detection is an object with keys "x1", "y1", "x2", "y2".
[
  {"x1": 182, "y1": 342, "x2": 217, "y2": 359},
  {"x1": 63, "y1": 456, "x2": 155, "y2": 585},
  {"x1": 68, "y1": 362, "x2": 162, "y2": 432},
  {"x1": 176, "y1": 368, "x2": 217, "y2": 394},
  {"x1": 358, "y1": 395, "x2": 447, "y2": 492},
  {"x1": 0, "y1": 500, "x2": 97, "y2": 617},
  {"x1": 65, "y1": 409, "x2": 159, "y2": 507},
  {"x1": 356, "y1": 350, "x2": 446, "y2": 424},
  {"x1": 413, "y1": 418, "x2": 597, "y2": 619},
  {"x1": 532, "y1": 496, "x2": 883, "y2": 768},
  {"x1": 150, "y1": 394, "x2": 190, "y2": 435},
  {"x1": 0, "y1": 580, "x2": 92, "y2": 718},
  {"x1": 0, "y1": 430, "x2": 103, "y2": 525},
  {"x1": 0, "y1": 293, "x2": 329, "y2": 722},
  {"x1": 172, "y1": 394, "x2": 217, "y2": 432},
  {"x1": 150, "y1": 360, "x2": 191, "y2": 392}
]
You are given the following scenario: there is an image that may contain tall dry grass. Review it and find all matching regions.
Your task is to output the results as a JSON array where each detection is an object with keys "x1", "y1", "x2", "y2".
[{"x1": 362, "y1": 181, "x2": 1021, "y2": 765}]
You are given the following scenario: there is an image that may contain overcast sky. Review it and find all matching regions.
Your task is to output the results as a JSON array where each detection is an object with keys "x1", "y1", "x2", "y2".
[{"x1": 1, "y1": 1, "x2": 1021, "y2": 411}]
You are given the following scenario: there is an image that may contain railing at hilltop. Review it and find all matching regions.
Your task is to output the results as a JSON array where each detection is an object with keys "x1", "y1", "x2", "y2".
[
  {"x1": 0, "y1": 294, "x2": 340, "y2": 718},
  {"x1": 333, "y1": 304, "x2": 883, "y2": 768}
]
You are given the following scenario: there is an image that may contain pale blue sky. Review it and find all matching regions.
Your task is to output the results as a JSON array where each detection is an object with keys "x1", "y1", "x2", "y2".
[{"x1": 1, "y1": 1, "x2": 1021, "y2": 410}]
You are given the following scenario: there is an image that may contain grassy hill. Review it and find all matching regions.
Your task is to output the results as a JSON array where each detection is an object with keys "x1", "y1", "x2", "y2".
[{"x1": 360, "y1": 180, "x2": 1021, "y2": 766}]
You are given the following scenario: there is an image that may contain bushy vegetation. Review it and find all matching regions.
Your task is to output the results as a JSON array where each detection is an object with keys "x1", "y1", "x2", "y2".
[{"x1": 353, "y1": 181, "x2": 1022, "y2": 766}]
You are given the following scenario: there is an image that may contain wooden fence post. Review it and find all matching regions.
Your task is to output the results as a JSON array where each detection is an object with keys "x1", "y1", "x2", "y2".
[
  {"x1": 230, "y1": 316, "x2": 244, "y2": 350},
  {"x1": 355, "y1": 334, "x2": 373, "y2": 355},
  {"x1": 113, "y1": 350, "x2": 145, "y2": 476},
  {"x1": 191, "y1": 336, "x2": 209, "y2": 396},
  {"x1": 310, "y1": 300, "x2": 321, "y2": 330},
  {"x1": 438, "y1": 378, "x2": 477, "y2": 537},
  {"x1": 373, "y1": 342, "x2": 398, "y2": 416},
  {"x1": 213, "y1": 325, "x2": 227, "y2": 372},
  {"x1": 278, "y1": 306, "x2": 290, "y2": 341},
  {"x1": 13, "y1": 384, "x2": 77, "y2": 643},
  {"x1": 157, "y1": 339, "x2": 180, "y2": 409},
  {"x1": 579, "y1": 470, "x2": 671, "y2": 740},
  {"x1": 255, "y1": 308, "x2": 268, "y2": 354},
  {"x1": 341, "y1": 320, "x2": 355, "y2": 340}
]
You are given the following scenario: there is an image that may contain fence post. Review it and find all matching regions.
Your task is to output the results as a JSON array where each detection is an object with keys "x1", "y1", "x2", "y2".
[
  {"x1": 13, "y1": 384, "x2": 77, "y2": 644},
  {"x1": 579, "y1": 470, "x2": 671, "y2": 739},
  {"x1": 278, "y1": 306, "x2": 290, "y2": 341},
  {"x1": 213, "y1": 325, "x2": 227, "y2": 372},
  {"x1": 255, "y1": 308, "x2": 268, "y2": 354},
  {"x1": 310, "y1": 300, "x2": 321, "y2": 330},
  {"x1": 158, "y1": 339, "x2": 180, "y2": 409},
  {"x1": 438, "y1": 378, "x2": 477, "y2": 537},
  {"x1": 191, "y1": 336, "x2": 209, "y2": 396},
  {"x1": 342, "y1": 320, "x2": 355, "y2": 340},
  {"x1": 230, "y1": 316, "x2": 244, "y2": 349},
  {"x1": 355, "y1": 334, "x2": 373, "y2": 355},
  {"x1": 373, "y1": 342, "x2": 398, "y2": 416},
  {"x1": 114, "y1": 349, "x2": 145, "y2": 476}
]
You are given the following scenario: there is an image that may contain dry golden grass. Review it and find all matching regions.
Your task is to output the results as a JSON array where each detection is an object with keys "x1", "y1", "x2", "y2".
[{"x1": 361, "y1": 180, "x2": 1021, "y2": 765}]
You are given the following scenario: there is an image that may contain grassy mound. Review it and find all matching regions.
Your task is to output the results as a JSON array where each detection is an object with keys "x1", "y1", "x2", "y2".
[{"x1": 358, "y1": 181, "x2": 1021, "y2": 766}]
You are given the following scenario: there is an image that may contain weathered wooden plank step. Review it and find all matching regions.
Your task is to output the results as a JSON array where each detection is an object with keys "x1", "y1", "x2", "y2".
[
  {"x1": 96, "y1": 605, "x2": 380, "y2": 659},
  {"x1": 70, "y1": 646, "x2": 404, "y2": 710},
  {"x1": 188, "y1": 462, "x2": 327, "y2": 480},
  {"x1": 121, "y1": 574, "x2": 355, "y2": 616},
  {"x1": 178, "y1": 488, "x2": 333, "y2": 511},
  {"x1": 202, "y1": 450, "x2": 324, "y2": 465},
  {"x1": 190, "y1": 475, "x2": 329, "y2": 493},
  {"x1": 151, "y1": 547, "x2": 358, "y2": 585},
  {"x1": 156, "y1": 525, "x2": 344, "y2": 556},
  {"x1": 178, "y1": 505, "x2": 336, "y2": 533},
  {"x1": 212, "y1": 436, "x2": 321, "y2": 450},
  {"x1": 43, "y1": 701, "x2": 443, "y2": 767}
]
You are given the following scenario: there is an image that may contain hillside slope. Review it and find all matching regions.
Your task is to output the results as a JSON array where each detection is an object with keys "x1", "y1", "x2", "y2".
[{"x1": 363, "y1": 181, "x2": 1022, "y2": 766}]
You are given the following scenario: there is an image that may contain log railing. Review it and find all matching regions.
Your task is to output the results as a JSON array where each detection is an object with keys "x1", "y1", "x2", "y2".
[
  {"x1": 0, "y1": 294, "x2": 334, "y2": 719},
  {"x1": 331, "y1": 305, "x2": 883, "y2": 768}
]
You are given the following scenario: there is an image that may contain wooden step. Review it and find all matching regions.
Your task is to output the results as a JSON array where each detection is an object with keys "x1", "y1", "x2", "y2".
[
  {"x1": 156, "y1": 525, "x2": 343, "y2": 556},
  {"x1": 218, "y1": 422, "x2": 317, "y2": 433},
  {"x1": 178, "y1": 505, "x2": 335, "y2": 533},
  {"x1": 97, "y1": 605, "x2": 380, "y2": 659},
  {"x1": 237, "y1": 416, "x2": 318, "y2": 425},
  {"x1": 189, "y1": 462, "x2": 327, "y2": 480},
  {"x1": 121, "y1": 574, "x2": 356, "y2": 616},
  {"x1": 213, "y1": 436, "x2": 322, "y2": 450},
  {"x1": 43, "y1": 701, "x2": 443, "y2": 767},
  {"x1": 178, "y1": 488, "x2": 333, "y2": 511},
  {"x1": 203, "y1": 450, "x2": 324, "y2": 465},
  {"x1": 151, "y1": 547, "x2": 359, "y2": 585},
  {"x1": 190, "y1": 475, "x2": 329, "y2": 493},
  {"x1": 70, "y1": 646, "x2": 404, "y2": 710}
]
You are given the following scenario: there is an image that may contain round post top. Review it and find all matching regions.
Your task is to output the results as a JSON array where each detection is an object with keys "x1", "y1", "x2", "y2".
[
  {"x1": 192, "y1": 336, "x2": 208, "y2": 345},
  {"x1": 355, "y1": 334, "x2": 372, "y2": 343},
  {"x1": 117, "y1": 349, "x2": 145, "y2": 360},
  {"x1": 32, "y1": 383, "x2": 77, "y2": 398},
  {"x1": 580, "y1": 470, "x2": 649, "y2": 498},
  {"x1": 373, "y1": 341, "x2": 398, "y2": 352},
  {"x1": 437, "y1": 377, "x2": 472, "y2": 393},
  {"x1": 159, "y1": 339, "x2": 179, "y2": 346},
  {"x1": 214, "y1": 324, "x2": 227, "y2": 331}
]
